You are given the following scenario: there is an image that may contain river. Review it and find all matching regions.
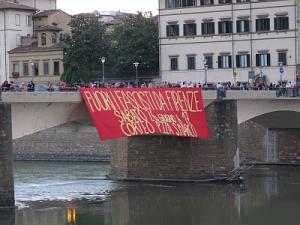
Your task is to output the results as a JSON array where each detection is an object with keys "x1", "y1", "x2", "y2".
[{"x1": 0, "y1": 161, "x2": 300, "y2": 225}]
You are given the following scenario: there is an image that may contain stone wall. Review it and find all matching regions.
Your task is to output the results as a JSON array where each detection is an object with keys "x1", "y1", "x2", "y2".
[
  {"x1": 0, "y1": 103, "x2": 15, "y2": 208},
  {"x1": 111, "y1": 100, "x2": 239, "y2": 181},
  {"x1": 239, "y1": 121, "x2": 300, "y2": 164},
  {"x1": 13, "y1": 119, "x2": 111, "y2": 161}
]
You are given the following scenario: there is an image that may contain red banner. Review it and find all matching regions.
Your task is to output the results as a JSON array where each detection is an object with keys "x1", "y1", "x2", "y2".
[{"x1": 80, "y1": 88, "x2": 209, "y2": 141}]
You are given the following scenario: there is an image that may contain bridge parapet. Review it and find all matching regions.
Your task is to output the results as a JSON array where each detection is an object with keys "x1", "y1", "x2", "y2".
[{"x1": 0, "y1": 90, "x2": 280, "y2": 104}]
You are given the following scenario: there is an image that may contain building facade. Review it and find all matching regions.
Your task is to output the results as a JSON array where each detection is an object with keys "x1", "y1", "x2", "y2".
[
  {"x1": 6, "y1": 0, "x2": 57, "y2": 11},
  {"x1": 8, "y1": 25, "x2": 64, "y2": 84},
  {"x1": 159, "y1": 0, "x2": 299, "y2": 84},
  {"x1": 0, "y1": 1, "x2": 35, "y2": 83}
]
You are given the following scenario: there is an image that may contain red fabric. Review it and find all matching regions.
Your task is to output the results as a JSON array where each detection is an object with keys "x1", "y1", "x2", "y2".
[{"x1": 80, "y1": 88, "x2": 210, "y2": 141}]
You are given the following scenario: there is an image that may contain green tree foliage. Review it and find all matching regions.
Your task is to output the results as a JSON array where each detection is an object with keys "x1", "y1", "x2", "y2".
[
  {"x1": 61, "y1": 16, "x2": 108, "y2": 82},
  {"x1": 109, "y1": 12, "x2": 159, "y2": 76}
]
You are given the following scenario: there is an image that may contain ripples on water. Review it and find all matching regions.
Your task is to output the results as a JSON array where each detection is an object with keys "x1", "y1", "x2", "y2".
[{"x1": 0, "y1": 162, "x2": 299, "y2": 225}]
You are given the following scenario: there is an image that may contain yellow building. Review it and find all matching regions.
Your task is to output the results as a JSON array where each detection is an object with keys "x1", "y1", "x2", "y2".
[
  {"x1": 8, "y1": 26, "x2": 65, "y2": 84},
  {"x1": 33, "y1": 9, "x2": 71, "y2": 36}
]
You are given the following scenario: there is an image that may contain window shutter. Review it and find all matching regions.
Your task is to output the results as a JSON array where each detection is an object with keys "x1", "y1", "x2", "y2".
[
  {"x1": 236, "y1": 55, "x2": 240, "y2": 68},
  {"x1": 201, "y1": 23, "x2": 205, "y2": 35},
  {"x1": 218, "y1": 22, "x2": 222, "y2": 34},
  {"x1": 245, "y1": 20, "x2": 250, "y2": 32},
  {"x1": 266, "y1": 18, "x2": 270, "y2": 30},
  {"x1": 285, "y1": 17, "x2": 289, "y2": 29},
  {"x1": 267, "y1": 54, "x2": 271, "y2": 66},
  {"x1": 256, "y1": 19, "x2": 259, "y2": 31},
  {"x1": 274, "y1": 18, "x2": 278, "y2": 30},
  {"x1": 166, "y1": 26, "x2": 169, "y2": 36},
  {"x1": 176, "y1": 25, "x2": 179, "y2": 36},
  {"x1": 256, "y1": 54, "x2": 260, "y2": 67},
  {"x1": 218, "y1": 56, "x2": 222, "y2": 68},
  {"x1": 237, "y1": 21, "x2": 240, "y2": 33},
  {"x1": 183, "y1": 24, "x2": 187, "y2": 36},
  {"x1": 229, "y1": 21, "x2": 233, "y2": 33},
  {"x1": 212, "y1": 23, "x2": 215, "y2": 34},
  {"x1": 247, "y1": 54, "x2": 250, "y2": 67},
  {"x1": 229, "y1": 56, "x2": 232, "y2": 68}
]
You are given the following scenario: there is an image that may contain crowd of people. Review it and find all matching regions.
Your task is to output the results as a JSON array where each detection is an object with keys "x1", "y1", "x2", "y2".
[{"x1": 1, "y1": 80, "x2": 300, "y2": 97}]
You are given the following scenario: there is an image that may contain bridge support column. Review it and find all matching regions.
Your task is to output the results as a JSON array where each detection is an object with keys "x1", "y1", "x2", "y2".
[
  {"x1": 111, "y1": 100, "x2": 238, "y2": 181},
  {"x1": 0, "y1": 103, "x2": 15, "y2": 208}
]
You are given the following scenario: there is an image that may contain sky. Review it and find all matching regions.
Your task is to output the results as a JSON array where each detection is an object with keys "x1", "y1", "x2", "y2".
[{"x1": 57, "y1": 0, "x2": 158, "y2": 15}]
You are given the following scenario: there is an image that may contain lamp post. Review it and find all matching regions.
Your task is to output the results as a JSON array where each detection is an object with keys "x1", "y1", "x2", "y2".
[
  {"x1": 101, "y1": 57, "x2": 105, "y2": 83},
  {"x1": 133, "y1": 62, "x2": 139, "y2": 84}
]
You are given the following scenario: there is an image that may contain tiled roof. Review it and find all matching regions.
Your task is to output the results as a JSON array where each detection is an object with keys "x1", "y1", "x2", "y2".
[
  {"x1": 35, "y1": 25, "x2": 62, "y2": 32},
  {"x1": 0, "y1": 0, "x2": 36, "y2": 11},
  {"x1": 34, "y1": 9, "x2": 59, "y2": 18},
  {"x1": 8, "y1": 42, "x2": 66, "y2": 54}
]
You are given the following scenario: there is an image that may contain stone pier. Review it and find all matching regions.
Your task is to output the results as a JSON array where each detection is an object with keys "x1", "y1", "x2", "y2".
[
  {"x1": 0, "y1": 103, "x2": 15, "y2": 208},
  {"x1": 111, "y1": 100, "x2": 239, "y2": 181}
]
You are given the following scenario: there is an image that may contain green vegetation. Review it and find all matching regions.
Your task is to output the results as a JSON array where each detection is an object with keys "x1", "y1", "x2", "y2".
[{"x1": 61, "y1": 12, "x2": 159, "y2": 82}]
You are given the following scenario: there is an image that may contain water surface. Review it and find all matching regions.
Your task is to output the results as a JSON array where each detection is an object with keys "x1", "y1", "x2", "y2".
[{"x1": 1, "y1": 162, "x2": 300, "y2": 225}]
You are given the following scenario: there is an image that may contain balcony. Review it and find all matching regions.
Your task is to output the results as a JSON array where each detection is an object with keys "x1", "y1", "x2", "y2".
[{"x1": 12, "y1": 72, "x2": 20, "y2": 78}]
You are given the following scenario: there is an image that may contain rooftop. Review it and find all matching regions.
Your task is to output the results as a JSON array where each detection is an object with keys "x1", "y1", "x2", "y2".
[
  {"x1": 8, "y1": 42, "x2": 66, "y2": 54},
  {"x1": 0, "y1": 0, "x2": 36, "y2": 11}
]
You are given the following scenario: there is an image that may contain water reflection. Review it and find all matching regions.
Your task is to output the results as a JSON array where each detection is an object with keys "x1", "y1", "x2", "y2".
[
  {"x1": 0, "y1": 209, "x2": 15, "y2": 225},
  {"x1": 7, "y1": 163, "x2": 300, "y2": 225}
]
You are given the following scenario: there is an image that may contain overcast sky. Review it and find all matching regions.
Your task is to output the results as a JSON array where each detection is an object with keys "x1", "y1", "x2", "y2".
[{"x1": 57, "y1": 0, "x2": 158, "y2": 15}]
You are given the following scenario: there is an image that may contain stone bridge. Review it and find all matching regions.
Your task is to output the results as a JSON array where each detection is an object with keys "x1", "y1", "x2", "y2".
[{"x1": 1, "y1": 90, "x2": 300, "y2": 208}]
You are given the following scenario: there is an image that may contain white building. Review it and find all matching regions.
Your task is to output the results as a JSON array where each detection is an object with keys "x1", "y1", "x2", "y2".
[
  {"x1": 0, "y1": 1, "x2": 36, "y2": 83},
  {"x1": 6, "y1": 0, "x2": 57, "y2": 11},
  {"x1": 159, "y1": 0, "x2": 300, "y2": 84}
]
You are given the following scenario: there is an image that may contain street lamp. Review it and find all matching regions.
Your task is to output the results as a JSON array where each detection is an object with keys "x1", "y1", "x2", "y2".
[
  {"x1": 133, "y1": 62, "x2": 139, "y2": 84},
  {"x1": 101, "y1": 57, "x2": 105, "y2": 83}
]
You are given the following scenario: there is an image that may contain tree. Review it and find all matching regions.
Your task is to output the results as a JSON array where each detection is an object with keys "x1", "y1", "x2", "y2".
[
  {"x1": 109, "y1": 12, "x2": 159, "y2": 77},
  {"x1": 61, "y1": 16, "x2": 108, "y2": 82}
]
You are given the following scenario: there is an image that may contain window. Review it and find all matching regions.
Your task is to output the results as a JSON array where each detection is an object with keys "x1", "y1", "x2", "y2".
[
  {"x1": 218, "y1": 21, "x2": 232, "y2": 34},
  {"x1": 218, "y1": 55, "x2": 232, "y2": 69},
  {"x1": 200, "y1": 0, "x2": 214, "y2": 5},
  {"x1": 236, "y1": 0, "x2": 250, "y2": 2},
  {"x1": 219, "y1": 0, "x2": 231, "y2": 4},
  {"x1": 41, "y1": 33, "x2": 47, "y2": 46},
  {"x1": 278, "y1": 52, "x2": 287, "y2": 66},
  {"x1": 43, "y1": 61, "x2": 49, "y2": 75},
  {"x1": 23, "y1": 62, "x2": 29, "y2": 76},
  {"x1": 166, "y1": 0, "x2": 181, "y2": 8},
  {"x1": 54, "y1": 61, "x2": 60, "y2": 75},
  {"x1": 15, "y1": 14, "x2": 20, "y2": 26},
  {"x1": 167, "y1": 24, "x2": 179, "y2": 37},
  {"x1": 13, "y1": 62, "x2": 19, "y2": 73},
  {"x1": 236, "y1": 54, "x2": 250, "y2": 68},
  {"x1": 256, "y1": 18, "x2": 270, "y2": 32},
  {"x1": 187, "y1": 56, "x2": 196, "y2": 70},
  {"x1": 52, "y1": 33, "x2": 57, "y2": 44},
  {"x1": 202, "y1": 22, "x2": 215, "y2": 35},
  {"x1": 170, "y1": 57, "x2": 178, "y2": 70},
  {"x1": 256, "y1": 53, "x2": 270, "y2": 67},
  {"x1": 32, "y1": 61, "x2": 39, "y2": 76},
  {"x1": 274, "y1": 17, "x2": 289, "y2": 30},
  {"x1": 182, "y1": 0, "x2": 196, "y2": 7},
  {"x1": 26, "y1": 15, "x2": 32, "y2": 26},
  {"x1": 184, "y1": 23, "x2": 197, "y2": 36},
  {"x1": 236, "y1": 20, "x2": 250, "y2": 33},
  {"x1": 204, "y1": 55, "x2": 213, "y2": 69}
]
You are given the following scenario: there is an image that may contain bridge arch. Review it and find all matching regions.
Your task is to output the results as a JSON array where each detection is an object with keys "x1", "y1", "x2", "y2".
[{"x1": 237, "y1": 99, "x2": 300, "y2": 126}]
